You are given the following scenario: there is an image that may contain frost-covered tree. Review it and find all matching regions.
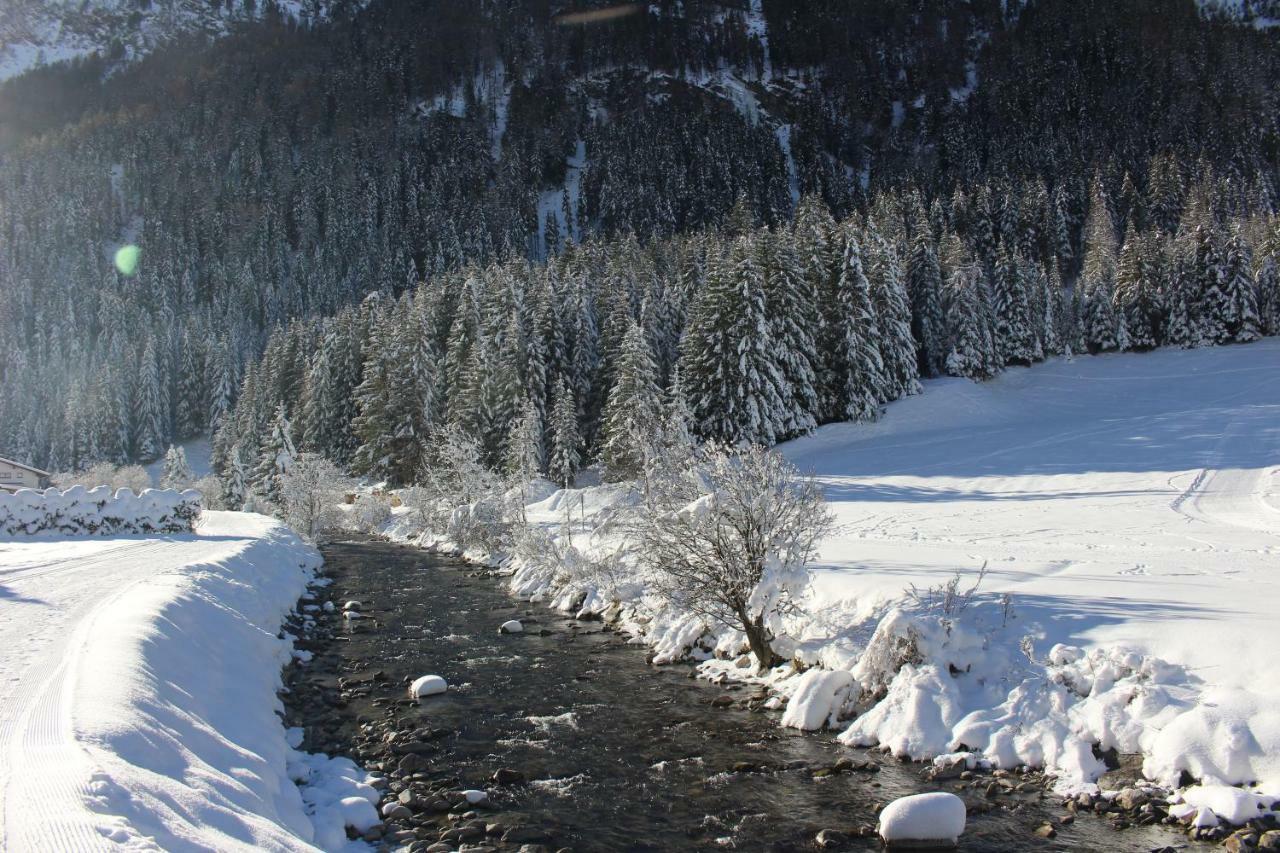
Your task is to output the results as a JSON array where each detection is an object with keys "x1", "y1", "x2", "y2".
[
  {"x1": 760, "y1": 228, "x2": 820, "y2": 439},
  {"x1": 637, "y1": 444, "x2": 834, "y2": 672},
  {"x1": 907, "y1": 214, "x2": 947, "y2": 377},
  {"x1": 279, "y1": 453, "x2": 348, "y2": 542},
  {"x1": 1220, "y1": 227, "x2": 1260, "y2": 342}
]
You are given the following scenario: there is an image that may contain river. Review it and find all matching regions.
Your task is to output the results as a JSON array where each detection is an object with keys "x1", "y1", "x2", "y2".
[{"x1": 283, "y1": 537, "x2": 1190, "y2": 852}]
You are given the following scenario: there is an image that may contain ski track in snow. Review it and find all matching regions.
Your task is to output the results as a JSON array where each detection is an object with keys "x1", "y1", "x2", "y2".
[{"x1": 0, "y1": 536, "x2": 249, "y2": 850}]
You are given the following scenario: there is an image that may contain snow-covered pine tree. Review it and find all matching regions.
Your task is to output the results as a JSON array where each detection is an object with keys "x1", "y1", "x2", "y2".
[
  {"x1": 680, "y1": 234, "x2": 788, "y2": 444},
  {"x1": 1163, "y1": 246, "x2": 1199, "y2": 349},
  {"x1": 992, "y1": 247, "x2": 1040, "y2": 365},
  {"x1": 599, "y1": 321, "x2": 663, "y2": 481},
  {"x1": 943, "y1": 251, "x2": 998, "y2": 379},
  {"x1": 254, "y1": 404, "x2": 296, "y2": 505},
  {"x1": 504, "y1": 396, "x2": 545, "y2": 484},
  {"x1": 1114, "y1": 226, "x2": 1161, "y2": 350},
  {"x1": 906, "y1": 211, "x2": 947, "y2": 377},
  {"x1": 351, "y1": 314, "x2": 395, "y2": 481},
  {"x1": 1256, "y1": 219, "x2": 1280, "y2": 336},
  {"x1": 135, "y1": 339, "x2": 166, "y2": 461},
  {"x1": 866, "y1": 225, "x2": 921, "y2": 399},
  {"x1": 548, "y1": 378, "x2": 581, "y2": 489},
  {"x1": 1036, "y1": 260, "x2": 1061, "y2": 357},
  {"x1": 161, "y1": 444, "x2": 193, "y2": 489},
  {"x1": 759, "y1": 227, "x2": 820, "y2": 439},
  {"x1": 1080, "y1": 175, "x2": 1125, "y2": 352},
  {"x1": 1220, "y1": 226, "x2": 1261, "y2": 343},
  {"x1": 817, "y1": 224, "x2": 885, "y2": 422},
  {"x1": 224, "y1": 443, "x2": 250, "y2": 510},
  {"x1": 1191, "y1": 222, "x2": 1231, "y2": 345}
]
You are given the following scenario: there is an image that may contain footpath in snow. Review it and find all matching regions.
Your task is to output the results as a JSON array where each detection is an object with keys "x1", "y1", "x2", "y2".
[
  {"x1": 0, "y1": 509, "x2": 375, "y2": 851},
  {"x1": 409, "y1": 340, "x2": 1280, "y2": 830}
]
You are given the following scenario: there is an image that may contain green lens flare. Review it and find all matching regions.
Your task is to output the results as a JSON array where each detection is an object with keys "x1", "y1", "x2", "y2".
[{"x1": 114, "y1": 244, "x2": 140, "y2": 276}]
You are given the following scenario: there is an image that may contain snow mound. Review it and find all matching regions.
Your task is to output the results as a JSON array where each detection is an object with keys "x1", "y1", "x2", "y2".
[
  {"x1": 780, "y1": 669, "x2": 858, "y2": 731},
  {"x1": 877, "y1": 792, "x2": 966, "y2": 846},
  {"x1": 410, "y1": 674, "x2": 448, "y2": 698},
  {"x1": 499, "y1": 619, "x2": 524, "y2": 634}
]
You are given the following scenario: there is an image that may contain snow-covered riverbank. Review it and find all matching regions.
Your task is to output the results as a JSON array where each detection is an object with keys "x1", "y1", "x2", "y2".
[
  {"x1": 0, "y1": 510, "x2": 378, "y2": 851},
  {"x1": 392, "y1": 339, "x2": 1280, "y2": 832}
]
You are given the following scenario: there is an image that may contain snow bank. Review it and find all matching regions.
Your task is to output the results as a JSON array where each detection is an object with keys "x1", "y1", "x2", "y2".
[
  {"x1": 0, "y1": 485, "x2": 201, "y2": 537},
  {"x1": 877, "y1": 792, "x2": 966, "y2": 846},
  {"x1": 7, "y1": 511, "x2": 377, "y2": 850}
]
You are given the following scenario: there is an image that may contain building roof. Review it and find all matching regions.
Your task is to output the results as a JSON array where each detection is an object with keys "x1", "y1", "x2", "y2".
[{"x1": 0, "y1": 456, "x2": 51, "y2": 477}]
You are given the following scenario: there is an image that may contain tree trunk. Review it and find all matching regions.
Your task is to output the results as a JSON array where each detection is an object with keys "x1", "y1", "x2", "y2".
[{"x1": 740, "y1": 611, "x2": 779, "y2": 674}]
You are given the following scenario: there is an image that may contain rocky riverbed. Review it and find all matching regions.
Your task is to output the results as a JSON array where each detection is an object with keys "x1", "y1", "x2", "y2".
[{"x1": 280, "y1": 537, "x2": 1202, "y2": 852}]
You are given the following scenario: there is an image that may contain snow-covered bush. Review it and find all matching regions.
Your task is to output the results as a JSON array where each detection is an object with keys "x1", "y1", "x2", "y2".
[
  {"x1": 346, "y1": 494, "x2": 391, "y2": 532},
  {"x1": 0, "y1": 487, "x2": 202, "y2": 537},
  {"x1": 191, "y1": 475, "x2": 228, "y2": 510},
  {"x1": 52, "y1": 463, "x2": 152, "y2": 493},
  {"x1": 278, "y1": 454, "x2": 349, "y2": 542}
]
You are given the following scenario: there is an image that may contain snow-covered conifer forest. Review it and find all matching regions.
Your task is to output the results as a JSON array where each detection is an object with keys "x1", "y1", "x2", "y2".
[{"x1": 0, "y1": 0, "x2": 1278, "y2": 477}]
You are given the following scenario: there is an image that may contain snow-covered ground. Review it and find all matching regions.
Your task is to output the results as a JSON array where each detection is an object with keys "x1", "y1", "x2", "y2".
[
  {"x1": 416, "y1": 339, "x2": 1280, "y2": 825},
  {"x1": 0, "y1": 510, "x2": 375, "y2": 851}
]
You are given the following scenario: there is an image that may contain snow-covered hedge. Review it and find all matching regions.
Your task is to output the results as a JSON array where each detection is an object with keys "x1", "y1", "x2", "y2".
[{"x1": 0, "y1": 486, "x2": 202, "y2": 537}]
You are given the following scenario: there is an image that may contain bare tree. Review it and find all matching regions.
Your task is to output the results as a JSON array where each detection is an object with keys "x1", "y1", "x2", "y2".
[
  {"x1": 279, "y1": 453, "x2": 349, "y2": 542},
  {"x1": 636, "y1": 443, "x2": 834, "y2": 672}
]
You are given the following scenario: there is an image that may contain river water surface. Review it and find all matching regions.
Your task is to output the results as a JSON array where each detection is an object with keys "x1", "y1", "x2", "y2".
[{"x1": 297, "y1": 538, "x2": 1190, "y2": 852}]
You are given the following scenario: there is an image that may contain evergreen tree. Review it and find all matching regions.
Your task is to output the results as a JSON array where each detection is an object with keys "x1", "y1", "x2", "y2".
[
  {"x1": 906, "y1": 214, "x2": 947, "y2": 377},
  {"x1": 992, "y1": 248, "x2": 1040, "y2": 365},
  {"x1": 161, "y1": 444, "x2": 193, "y2": 489},
  {"x1": 135, "y1": 340, "x2": 166, "y2": 461},
  {"x1": 548, "y1": 378, "x2": 581, "y2": 489},
  {"x1": 680, "y1": 235, "x2": 788, "y2": 444},
  {"x1": 599, "y1": 321, "x2": 663, "y2": 481},
  {"x1": 1220, "y1": 227, "x2": 1261, "y2": 342},
  {"x1": 254, "y1": 404, "x2": 296, "y2": 504},
  {"x1": 759, "y1": 228, "x2": 820, "y2": 438},
  {"x1": 817, "y1": 225, "x2": 885, "y2": 422}
]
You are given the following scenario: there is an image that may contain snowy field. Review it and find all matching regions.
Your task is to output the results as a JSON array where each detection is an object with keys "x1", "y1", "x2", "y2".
[
  {"x1": 781, "y1": 340, "x2": 1280, "y2": 783},
  {"x1": 0, "y1": 511, "x2": 374, "y2": 851},
  {"x1": 476, "y1": 339, "x2": 1280, "y2": 821}
]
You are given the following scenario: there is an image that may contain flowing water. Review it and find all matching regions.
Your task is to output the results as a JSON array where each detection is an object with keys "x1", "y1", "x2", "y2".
[{"x1": 298, "y1": 538, "x2": 1190, "y2": 852}]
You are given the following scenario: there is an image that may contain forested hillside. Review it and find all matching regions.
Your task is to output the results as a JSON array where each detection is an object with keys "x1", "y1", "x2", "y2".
[{"x1": 1, "y1": 0, "x2": 1278, "y2": 478}]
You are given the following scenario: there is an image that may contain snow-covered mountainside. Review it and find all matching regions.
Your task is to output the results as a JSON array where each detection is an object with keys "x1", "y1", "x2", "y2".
[
  {"x1": 441, "y1": 339, "x2": 1280, "y2": 824},
  {"x1": 0, "y1": 510, "x2": 375, "y2": 850},
  {"x1": 0, "y1": 0, "x2": 354, "y2": 82}
]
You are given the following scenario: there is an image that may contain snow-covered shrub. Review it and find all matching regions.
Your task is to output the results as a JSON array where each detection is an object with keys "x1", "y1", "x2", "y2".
[
  {"x1": 279, "y1": 454, "x2": 349, "y2": 542},
  {"x1": 347, "y1": 494, "x2": 391, "y2": 532},
  {"x1": 191, "y1": 475, "x2": 227, "y2": 510},
  {"x1": 52, "y1": 463, "x2": 152, "y2": 493},
  {"x1": 0, "y1": 487, "x2": 202, "y2": 537}
]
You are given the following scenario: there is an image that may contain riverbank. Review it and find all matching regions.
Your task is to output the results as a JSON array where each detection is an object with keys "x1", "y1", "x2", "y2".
[
  {"x1": 281, "y1": 536, "x2": 1199, "y2": 851},
  {"x1": 379, "y1": 342, "x2": 1280, "y2": 848}
]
